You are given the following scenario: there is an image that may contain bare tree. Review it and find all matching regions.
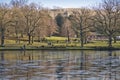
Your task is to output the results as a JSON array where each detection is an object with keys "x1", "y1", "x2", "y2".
[
  {"x1": 21, "y1": 3, "x2": 42, "y2": 44},
  {"x1": 93, "y1": 0, "x2": 120, "y2": 47},
  {"x1": 35, "y1": 10, "x2": 58, "y2": 42},
  {"x1": 10, "y1": 0, "x2": 26, "y2": 43},
  {"x1": 0, "y1": 3, "x2": 11, "y2": 46},
  {"x1": 10, "y1": 0, "x2": 27, "y2": 8},
  {"x1": 45, "y1": 15, "x2": 58, "y2": 37},
  {"x1": 61, "y1": 18, "x2": 75, "y2": 42},
  {"x1": 69, "y1": 8, "x2": 92, "y2": 47}
]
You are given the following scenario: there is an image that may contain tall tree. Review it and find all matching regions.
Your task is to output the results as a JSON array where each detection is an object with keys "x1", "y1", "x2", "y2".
[
  {"x1": 35, "y1": 10, "x2": 58, "y2": 41},
  {"x1": 61, "y1": 18, "x2": 75, "y2": 42},
  {"x1": 69, "y1": 8, "x2": 92, "y2": 47},
  {"x1": 93, "y1": 0, "x2": 120, "y2": 47},
  {"x1": 10, "y1": 0, "x2": 27, "y2": 7},
  {"x1": 46, "y1": 19, "x2": 58, "y2": 37},
  {"x1": 10, "y1": 0, "x2": 26, "y2": 43},
  {"x1": 21, "y1": 3, "x2": 42, "y2": 44},
  {"x1": 0, "y1": 3, "x2": 11, "y2": 46},
  {"x1": 45, "y1": 14, "x2": 58, "y2": 37}
]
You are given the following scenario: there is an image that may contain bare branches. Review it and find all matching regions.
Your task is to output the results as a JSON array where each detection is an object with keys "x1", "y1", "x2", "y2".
[
  {"x1": 94, "y1": 0, "x2": 120, "y2": 47},
  {"x1": 69, "y1": 8, "x2": 92, "y2": 47}
]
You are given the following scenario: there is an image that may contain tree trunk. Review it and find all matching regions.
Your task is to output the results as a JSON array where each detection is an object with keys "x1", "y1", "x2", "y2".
[
  {"x1": 84, "y1": 38, "x2": 87, "y2": 44},
  {"x1": 15, "y1": 32, "x2": 19, "y2": 44},
  {"x1": 108, "y1": 35, "x2": 112, "y2": 47},
  {"x1": 113, "y1": 36, "x2": 116, "y2": 43},
  {"x1": 16, "y1": 36, "x2": 18, "y2": 43},
  {"x1": 80, "y1": 31, "x2": 84, "y2": 47},
  {"x1": 21, "y1": 32, "x2": 23, "y2": 38},
  {"x1": 38, "y1": 36, "x2": 40, "y2": 42},
  {"x1": 84, "y1": 35, "x2": 87, "y2": 44},
  {"x1": 1, "y1": 28, "x2": 5, "y2": 47},
  {"x1": 67, "y1": 29, "x2": 70, "y2": 42},
  {"x1": 32, "y1": 36, "x2": 34, "y2": 44},
  {"x1": 28, "y1": 33, "x2": 31, "y2": 44}
]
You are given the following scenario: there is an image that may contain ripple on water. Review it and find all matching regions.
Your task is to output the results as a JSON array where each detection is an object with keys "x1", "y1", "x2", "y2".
[
  {"x1": 29, "y1": 77, "x2": 49, "y2": 80},
  {"x1": 86, "y1": 77, "x2": 100, "y2": 80}
]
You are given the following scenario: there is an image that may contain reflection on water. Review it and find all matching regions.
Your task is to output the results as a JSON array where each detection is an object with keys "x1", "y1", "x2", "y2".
[{"x1": 0, "y1": 50, "x2": 120, "y2": 80}]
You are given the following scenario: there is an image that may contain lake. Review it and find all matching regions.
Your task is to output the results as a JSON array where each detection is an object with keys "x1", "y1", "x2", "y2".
[{"x1": 0, "y1": 50, "x2": 120, "y2": 80}]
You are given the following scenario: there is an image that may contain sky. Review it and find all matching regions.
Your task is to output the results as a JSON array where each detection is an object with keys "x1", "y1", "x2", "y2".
[{"x1": 0, "y1": 0, "x2": 102, "y2": 8}]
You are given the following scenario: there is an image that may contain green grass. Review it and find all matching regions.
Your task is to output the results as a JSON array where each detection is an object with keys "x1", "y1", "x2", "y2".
[
  {"x1": 46, "y1": 36, "x2": 68, "y2": 41},
  {"x1": 84, "y1": 41, "x2": 108, "y2": 47},
  {"x1": 112, "y1": 41, "x2": 120, "y2": 47},
  {"x1": 1, "y1": 36, "x2": 120, "y2": 50}
]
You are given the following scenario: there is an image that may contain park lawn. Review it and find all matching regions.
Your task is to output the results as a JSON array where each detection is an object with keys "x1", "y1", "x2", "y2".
[
  {"x1": 46, "y1": 36, "x2": 68, "y2": 41},
  {"x1": 84, "y1": 41, "x2": 108, "y2": 47},
  {"x1": 1, "y1": 36, "x2": 120, "y2": 50},
  {"x1": 112, "y1": 41, "x2": 120, "y2": 47},
  {"x1": 5, "y1": 39, "x2": 47, "y2": 46}
]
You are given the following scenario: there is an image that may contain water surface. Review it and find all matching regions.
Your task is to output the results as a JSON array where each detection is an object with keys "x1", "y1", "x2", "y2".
[{"x1": 0, "y1": 50, "x2": 120, "y2": 80}]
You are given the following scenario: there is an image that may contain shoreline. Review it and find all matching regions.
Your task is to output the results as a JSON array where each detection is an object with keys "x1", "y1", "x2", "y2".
[{"x1": 0, "y1": 46, "x2": 120, "y2": 51}]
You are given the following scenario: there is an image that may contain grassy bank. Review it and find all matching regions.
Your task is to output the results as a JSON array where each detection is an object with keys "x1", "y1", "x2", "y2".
[
  {"x1": 0, "y1": 36, "x2": 120, "y2": 50},
  {"x1": 1, "y1": 46, "x2": 120, "y2": 51}
]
